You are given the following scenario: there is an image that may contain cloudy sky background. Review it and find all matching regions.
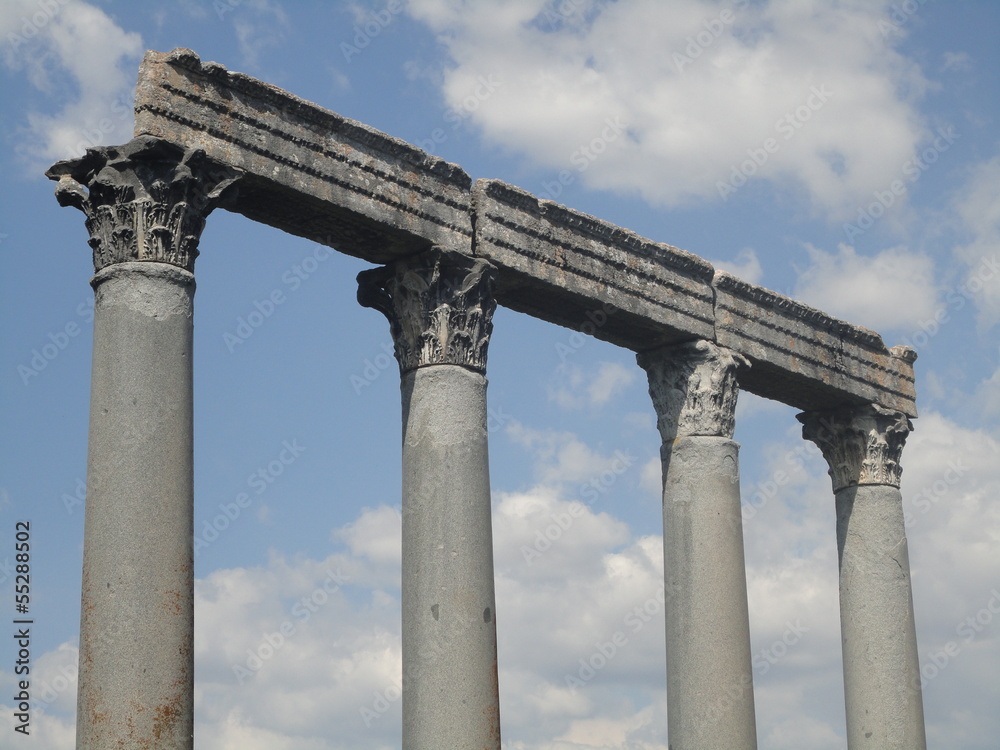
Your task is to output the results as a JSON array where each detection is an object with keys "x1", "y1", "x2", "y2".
[{"x1": 1, "y1": 1, "x2": 998, "y2": 748}]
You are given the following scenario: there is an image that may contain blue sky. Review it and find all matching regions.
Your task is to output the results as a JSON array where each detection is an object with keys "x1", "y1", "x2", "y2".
[{"x1": 1, "y1": 1, "x2": 998, "y2": 747}]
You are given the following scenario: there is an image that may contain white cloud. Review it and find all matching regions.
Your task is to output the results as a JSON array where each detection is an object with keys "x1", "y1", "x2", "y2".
[
  {"x1": 1, "y1": 0, "x2": 142, "y2": 165},
  {"x1": 11, "y1": 409, "x2": 1000, "y2": 747},
  {"x1": 941, "y1": 51, "x2": 972, "y2": 73},
  {"x1": 973, "y1": 366, "x2": 1000, "y2": 419},
  {"x1": 406, "y1": 0, "x2": 929, "y2": 217},
  {"x1": 505, "y1": 421, "x2": 640, "y2": 486},
  {"x1": 711, "y1": 247, "x2": 764, "y2": 286},
  {"x1": 952, "y1": 153, "x2": 1000, "y2": 330},
  {"x1": 334, "y1": 504, "x2": 402, "y2": 567},
  {"x1": 793, "y1": 242, "x2": 940, "y2": 331},
  {"x1": 548, "y1": 361, "x2": 637, "y2": 409},
  {"x1": 231, "y1": 0, "x2": 290, "y2": 69}
]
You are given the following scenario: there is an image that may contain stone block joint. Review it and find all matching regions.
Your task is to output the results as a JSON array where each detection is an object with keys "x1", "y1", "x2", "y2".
[
  {"x1": 45, "y1": 135, "x2": 241, "y2": 273},
  {"x1": 798, "y1": 404, "x2": 912, "y2": 492},
  {"x1": 358, "y1": 248, "x2": 497, "y2": 374}
]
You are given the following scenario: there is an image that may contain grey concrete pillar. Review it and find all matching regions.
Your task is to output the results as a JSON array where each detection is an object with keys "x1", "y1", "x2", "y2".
[
  {"x1": 799, "y1": 405, "x2": 926, "y2": 750},
  {"x1": 637, "y1": 340, "x2": 757, "y2": 749},
  {"x1": 47, "y1": 137, "x2": 239, "y2": 749},
  {"x1": 359, "y1": 249, "x2": 501, "y2": 750}
]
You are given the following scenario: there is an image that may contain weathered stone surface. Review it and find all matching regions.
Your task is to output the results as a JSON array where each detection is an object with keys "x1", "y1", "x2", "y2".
[
  {"x1": 131, "y1": 48, "x2": 917, "y2": 417},
  {"x1": 473, "y1": 179, "x2": 716, "y2": 348},
  {"x1": 357, "y1": 249, "x2": 496, "y2": 375},
  {"x1": 833, "y1": 484, "x2": 926, "y2": 750},
  {"x1": 398, "y1": 365, "x2": 501, "y2": 750},
  {"x1": 659, "y1": 437, "x2": 758, "y2": 749},
  {"x1": 799, "y1": 404, "x2": 912, "y2": 492},
  {"x1": 78, "y1": 261, "x2": 196, "y2": 749},
  {"x1": 713, "y1": 272, "x2": 917, "y2": 416},
  {"x1": 637, "y1": 340, "x2": 748, "y2": 441},
  {"x1": 45, "y1": 135, "x2": 240, "y2": 272},
  {"x1": 134, "y1": 48, "x2": 472, "y2": 262}
]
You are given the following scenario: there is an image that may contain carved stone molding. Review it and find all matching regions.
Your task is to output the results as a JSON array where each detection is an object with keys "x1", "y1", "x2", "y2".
[
  {"x1": 637, "y1": 340, "x2": 749, "y2": 441},
  {"x1": 45, "y1": 135, "x2": 241, "y2": 273},
  {"x1": 357, "y1": 249, "x2": 497, "y2": 374},
  {"x1": 798, "y1": 404, "x2": 912, "y2": 492}
]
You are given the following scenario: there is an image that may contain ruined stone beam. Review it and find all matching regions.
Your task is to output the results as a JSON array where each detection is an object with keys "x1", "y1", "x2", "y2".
[{"x1": 133, "y1": 48, "x2": 916, "y2": 416}]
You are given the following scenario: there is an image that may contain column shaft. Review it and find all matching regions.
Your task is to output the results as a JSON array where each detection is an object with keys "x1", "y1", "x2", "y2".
[
  {"x1": 662, "y1": 437, "x2": 755, "y2": 746},
  {"x1": 639, "y1": 340, "x2": 757, "y2": 749},
  {"x1": 359, "y1": 249, "x2": 501, "y2": 750},
  {"x1": 401, "y1": 366, "x2": 499, "y2": 748},
  {"x1": 80, "y1": 263, "x2": 195, "y2": 748},
  {"x1": 837, "y1": 484, "x2": 925, "y2": 749},
  {"x1": 800, "y1": 405, "x2": 926, "y2": 749}
]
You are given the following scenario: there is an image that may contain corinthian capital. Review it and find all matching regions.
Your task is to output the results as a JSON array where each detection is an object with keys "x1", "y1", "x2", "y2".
[
  {"x1": 45, "y1": 135, "x2": 241, "y2": 272},
  {"x1": 637, "y1": 340, "x2": 749, "y2": 441},
  {"x1": 798, "y1": 404, "x2": 912, "y2": 492},
  {"x1": 357, "y1": 249, "x2": 496, "y2": 374}
]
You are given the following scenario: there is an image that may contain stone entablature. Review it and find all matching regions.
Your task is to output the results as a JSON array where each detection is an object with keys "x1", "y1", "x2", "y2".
[
  {"x1": 131, "y1": 47, "x2": 916, "y2": 417},
  {"x1": 472, "y1": 179, "x2": 716, "y2": 350},
  {"x1": 715, "y1": 272, "x2": 917, "y2": 414},
  {"x1": 135, "y1": 48, "x2": 472, "y2": 263}
]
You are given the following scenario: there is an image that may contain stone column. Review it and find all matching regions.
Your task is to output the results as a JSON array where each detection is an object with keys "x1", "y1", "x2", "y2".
[
  {"x1": 358, "y1": 249, "x2": 501, "y2": 750},
  {"x1": 637, "y1": 340, "x2": 757, "y2": 749},
  {"x1": 798, "y1": 405, "x2": 926, "y2": 750},
  {"x1": 46, "y1": 136, "x2": 239, "y2": 750}
]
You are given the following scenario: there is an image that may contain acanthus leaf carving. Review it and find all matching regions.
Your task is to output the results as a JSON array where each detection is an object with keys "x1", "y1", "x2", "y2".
[
  {"x1": 46, "y1": 135, "x2": 242, "y2": 272},
  {"x1": 637, "y1": 340, "x2": 749, "y2": 441},
  {"x1": 357, "y1": 249, "x2": 496, "y2": 374},
  {"x1": 798, "y1": 404, "x2": 912, "y2": 492}
]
